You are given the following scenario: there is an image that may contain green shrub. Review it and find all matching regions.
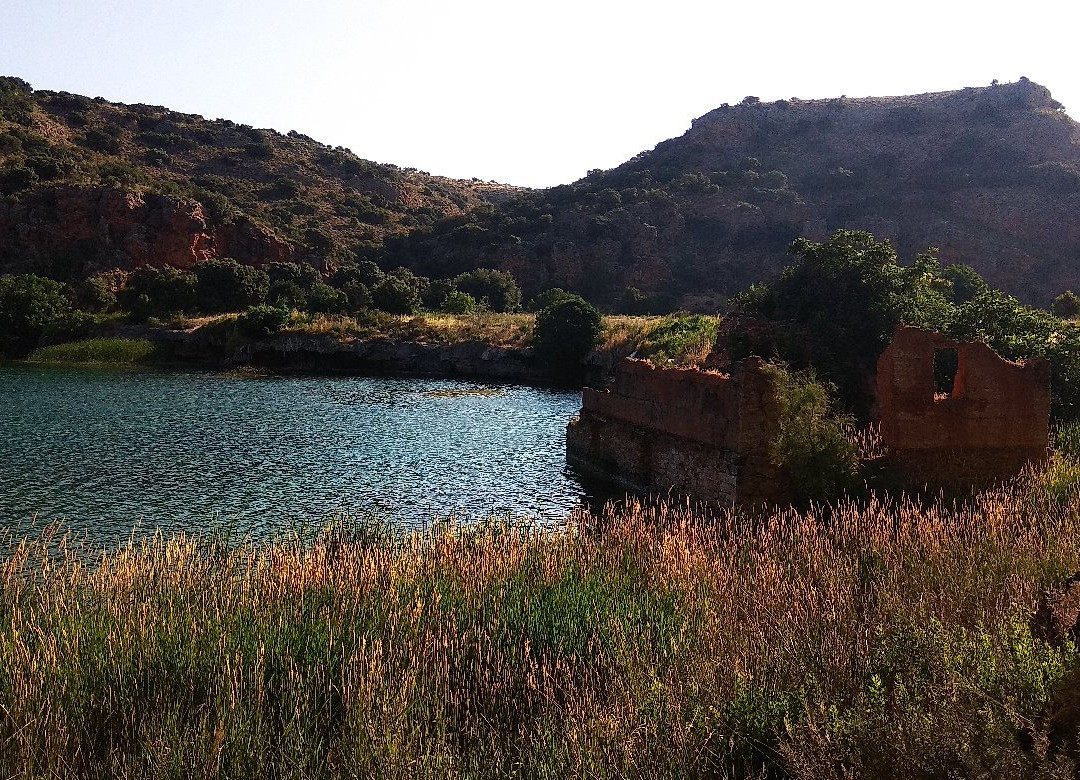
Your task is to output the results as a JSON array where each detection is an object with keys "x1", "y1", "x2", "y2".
[
  {"x1": 440, "y1": 290, "x2": 477, "y2": 314},
  {"x1": 764, "y1": 362, "x2": 860, "y2": 506},
  {"x1": 639, "y1": 315, "x2": 719, "y2": 366},
  {"x1": 533, "y1": 295, "x2": 602, "y2": 377},
  {"x1": 372, "y1": 277, "x2": 420, "y2": 315},
  {"x1": 529, "y1": 288, "x2": 575, "y2": 312},
  {"x1": 453, "y1": 269, "x2": 522, "y2": 313},
  {"x1": 29, "y1": 338, "x2": 157, "y2": 365},
  {"x1": 267, "y1": 262, "x2": 321, "y2": 292},
  {"x1": 194, "y1": 259, "x2": 269, "y2": 313},
  {"x1": 1052, "y1": 290, "x2": 1080, "y2": 320},
  {"x1": 306, "y1": 283, "x2": 348, "y2": 314},
  {"x1": 236, "y1": 305, "x2": 290, "y2": 339},
  {"x1": 120, "y1": 266, "x2": 197, "y2": 318},
  {"x1": 266, "y1": 280, "x2": 306, "y2": 310},
  {"x1": 0, "y1": 274, "x2": 73, "y2": 356}
]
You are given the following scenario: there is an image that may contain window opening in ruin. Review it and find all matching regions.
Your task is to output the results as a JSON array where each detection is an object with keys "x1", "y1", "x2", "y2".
[{"x1": 934, "y1": 348, "x2": 959, "y2": 399}]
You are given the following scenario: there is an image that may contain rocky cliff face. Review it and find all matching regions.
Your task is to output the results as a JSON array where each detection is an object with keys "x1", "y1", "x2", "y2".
[{"x1": 0, "y1": 185, "x2": 292, "y2": 276}]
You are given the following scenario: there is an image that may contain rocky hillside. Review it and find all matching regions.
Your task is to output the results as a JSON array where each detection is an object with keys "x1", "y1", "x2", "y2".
[
  {"x1": 387, "y1": 78, "x2": 1080, "y2": 309},
  {"x1": 3, "y1": 76, "x2": 1079, "y2": 308},
  {"x1": 0, "y1": 77, "x2": 521, "y2": 280}
]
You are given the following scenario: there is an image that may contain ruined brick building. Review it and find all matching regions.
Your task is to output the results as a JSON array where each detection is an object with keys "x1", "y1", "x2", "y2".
[{"x1": 566, "y1": 326, "x2": 1051, "y2": 505}]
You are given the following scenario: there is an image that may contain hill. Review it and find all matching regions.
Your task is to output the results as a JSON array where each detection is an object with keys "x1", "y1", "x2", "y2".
[
  {"x1": 3, "y1": 76, "x2": 1080, "y2": 309},
  {"x1": 386, "y1": 78, "x2": 1080, "y2": 309},
  {"x1": 0, "y1": 76, "x2": 521, "y2": 280}
]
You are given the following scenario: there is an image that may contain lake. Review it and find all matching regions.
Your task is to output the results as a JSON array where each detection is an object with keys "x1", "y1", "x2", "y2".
[{"x1": 0, "y1": 363, "x2": 591, "y2": 541}]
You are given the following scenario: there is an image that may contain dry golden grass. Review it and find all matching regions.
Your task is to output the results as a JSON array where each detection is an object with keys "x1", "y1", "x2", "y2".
[{"x1": 3, "y1": 464, "x2": 1080, "y2": 778}]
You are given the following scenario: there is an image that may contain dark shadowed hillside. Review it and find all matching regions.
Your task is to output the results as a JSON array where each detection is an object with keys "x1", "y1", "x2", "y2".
[
  {"x1": 386, "y1": 78, "x2": 1080, "y2": 309},
  {"x1": 3, "y1": 76, "x2": 1079, "y2": 309}
]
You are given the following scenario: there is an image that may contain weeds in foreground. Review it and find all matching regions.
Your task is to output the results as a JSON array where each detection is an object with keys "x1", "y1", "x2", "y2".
[{"x1": 3, "y1": 471, "x2": 1080, "y2": 778}]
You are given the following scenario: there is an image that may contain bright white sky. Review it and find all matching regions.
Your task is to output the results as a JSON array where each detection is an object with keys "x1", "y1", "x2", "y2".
[{"x1": 2, "y1": 0, "x2": 1076, "y2": 188}]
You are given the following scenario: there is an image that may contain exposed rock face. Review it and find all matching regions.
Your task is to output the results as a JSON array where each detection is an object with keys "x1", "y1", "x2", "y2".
[
  {"x1": 877, "y1": 326, "x2": 1051, "y2": 488},
  {"x1": 566, "y1": 358, "x2": 786, "y2": 506},
  {"x1": 0, "y1": 185, "x2": 292, "y2": 276}
]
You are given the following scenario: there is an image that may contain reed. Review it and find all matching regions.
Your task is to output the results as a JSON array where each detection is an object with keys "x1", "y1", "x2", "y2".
[
  {"x1": 28, "y1": 337, "x2": 158, "y2": 365},
  {"x1": 3, "y1": 469, "x2": 1080, "y2": 778}
]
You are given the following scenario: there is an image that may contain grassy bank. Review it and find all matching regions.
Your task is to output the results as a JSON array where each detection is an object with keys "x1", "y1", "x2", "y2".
[
  {"x1": 4, "y1": 463, "x2": 1080, "y2": 778},
  {"x1": 27, "y1": 337, "x2": 158, "y2": 365}
]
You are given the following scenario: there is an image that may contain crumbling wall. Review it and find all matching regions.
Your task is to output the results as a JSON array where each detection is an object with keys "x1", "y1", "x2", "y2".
[
  {"x1": 566, "y1": 357, "x2": 785, "y2": 505},
  {"x1": 877, "y1": 326, "x2": 1051, "y2": 487}
]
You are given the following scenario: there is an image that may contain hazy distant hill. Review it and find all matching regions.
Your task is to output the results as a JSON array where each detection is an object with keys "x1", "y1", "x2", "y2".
[{"x1": 2, "y1": 76, "x2": 1079, "y2": 308}]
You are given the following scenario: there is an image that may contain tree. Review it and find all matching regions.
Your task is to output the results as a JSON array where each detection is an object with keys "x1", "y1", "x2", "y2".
[
  {"x1": 0, "y1": 274, "x2": 73, "y2": 356},
  {"x1": 729, "y1": 230, "x2": 956, "y2": 416},
  {"x1": 1052, "y1": 290, "x2": 1080, "y2": 320},
  {"x1": 121, "y1": 266, "x2": 197, "y2": 318},
  {"x1": 194, "y1": 259, "x2": 269, "y2": 313},
  {"x1": 372, "y1": 277, "x2": 420, "y2": 314},
  {"x1": 532, "y1": 295, "x2": 602, "y2": 378},
  {"x1": 454, "y1": 269, "x2": 522, "y2": 313}
]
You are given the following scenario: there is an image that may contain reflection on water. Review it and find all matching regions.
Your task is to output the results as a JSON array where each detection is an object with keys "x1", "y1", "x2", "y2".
[{"x1": 0, "y1": 363, "x2": 590, "y2": 542}]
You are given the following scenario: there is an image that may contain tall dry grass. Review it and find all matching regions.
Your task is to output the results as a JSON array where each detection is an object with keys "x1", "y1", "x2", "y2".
[{"x1": 3, "y1": 470, "x2": 1080, "y2": 778}]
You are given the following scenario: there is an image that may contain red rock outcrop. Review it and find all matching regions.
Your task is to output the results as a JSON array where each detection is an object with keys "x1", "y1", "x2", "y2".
[
  {"x1": 877, "y1": 326, "x2": 1051, "y2": 488},
  {"x1": 0, "y1": 185, "x2": 292, "y2": 275},
  {"x1": 566, "y1": 357, "x2": 785, "y2": 506}
]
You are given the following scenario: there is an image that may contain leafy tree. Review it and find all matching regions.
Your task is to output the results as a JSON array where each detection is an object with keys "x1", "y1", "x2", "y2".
[
  {"x1": 330, "y1": 261, "x2": 384, "y2": 290},
  {"x1": 0, "y1": 274, "x2": 73, "y2": 356},
  {"x1": 730, "y1": 230, "x2": 956, "y2": 416},
  {"x1": 194, "y1": 259, "x2": 269, "y2": 313},
  {"x1": 306, "y1": 283, "x2": 349, "y2": 314},
  {"x1": 441, "y1": 291, "x2": 478, "y2": 314},
  {"x1": 529, "y1": 288, "x2": 575, "y2": 312},
  {"x1": 267, "y1": 262, "x2": 321, "y2": 292},
  {"x1": 74, "y1": 274, "x2": 117, "y2": 313},
  {"x1": 422, "y1": 279, "x2": 455, "y2": 311},
  {"x1": 941, "y1": 263, "x2": 989, "y2": 305},
  {"x1": 120, "y1": 266, "x2": 197, "y2": 319},
  {"x1": 340, "y1": 281, "x2": 372, "y2": 311},
  {"x1": 266, "y1": 280, "x2": 307, "y2": 310},
  {"x1": 1052, "y1": 290, "x2": 1080, "y2": 320},
  {"x1": 236, "y1": 305, "x2": 290, "y2": 339},
  {"x1": 764, "y1": 362, "x2": 860, "y2": 507},
  {"x1": 454, "y1": 269, "x2": 522, "y2": 313},
  {"x1": 533, "y1": 295, "x2": 602, "y2": 378},
  {"x1": 372, "y1": 277, "x2": 420, "y2": 314}
]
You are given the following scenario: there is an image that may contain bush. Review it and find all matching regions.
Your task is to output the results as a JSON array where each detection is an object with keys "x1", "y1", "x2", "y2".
[
  {"x1": 120, "y1": 266, "x2": 197, "y2": 318},
  {"x1": 529, "y1": 288, "x2": 575, "y2": 312},
  {"x1": 454, "y1": 269, "x2": 522, "y2": 313},
  {"x1": 74, "y1": 275, "x2": 117, "y2": 313},
  {"x1": 236, "y1": 305, "x2": 290, "y2": 339},
  {"x1": 266, "y1": 280, "x2": 306, "y2": 310},
  {"x1": 1052, "y1": 290, "x2": 1080, "y2": 320},
  {"x1": 306, "y1": 283, "x2": 348, "y2": 314},
  {"x1": 372, "y1": 277, "x2": 420, "y2": 315},
  {"x1": 533, "y1": 295, "x2": 602, "y2": 377},
  {"x1": 340, "y1": 281, "x2": 372, "y2": 311},
  {"x1": 0, "y1": 274, "x2": 73, "y2": 356},
  {"x1": 441, "y1": 291, "x2": 477, "y2": 314},
  {"x1": 267, "y1": 262, "x2": 321, "y2": 292},
  {"x1": 763, "y1": 362, "x2": 860, "y2": 506},
  {"x1": 194, "y1": 259, "x2": 269, "y2": 313}
]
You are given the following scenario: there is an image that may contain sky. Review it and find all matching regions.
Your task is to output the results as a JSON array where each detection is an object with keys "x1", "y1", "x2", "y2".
[{"x1": 2, "y1": 0, "x2": 1076, "y2": 188}]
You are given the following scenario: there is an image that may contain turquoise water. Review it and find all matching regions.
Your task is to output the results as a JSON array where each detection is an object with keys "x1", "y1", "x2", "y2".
[{"x1": 0, "y1": 363, "x2": 588, "y2": 540}]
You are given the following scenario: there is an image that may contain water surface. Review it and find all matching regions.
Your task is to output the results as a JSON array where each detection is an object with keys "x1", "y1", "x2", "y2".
[{"x1": 0, "y1": 363, "x2": 587, "y2": 541}]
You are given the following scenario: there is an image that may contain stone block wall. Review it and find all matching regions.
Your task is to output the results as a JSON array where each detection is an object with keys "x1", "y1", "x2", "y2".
[
  {"x1": 877, "y1": 326, "x2": 1051, "y2": 487},
  {"x1": 566, "y1": 357, "x2": 785, "y2": 506}
]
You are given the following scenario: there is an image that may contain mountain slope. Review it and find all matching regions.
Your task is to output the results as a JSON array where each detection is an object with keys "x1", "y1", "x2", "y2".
[
  {"x1": 2, "y1": 76, "x2": 1079, "y2": 309},
  {"x1": 386, "y1": 79, "x2": 1080, "y2": 308},
  {"x1": 0, "y1": 76, "x2": 521, "y2": 279}
]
